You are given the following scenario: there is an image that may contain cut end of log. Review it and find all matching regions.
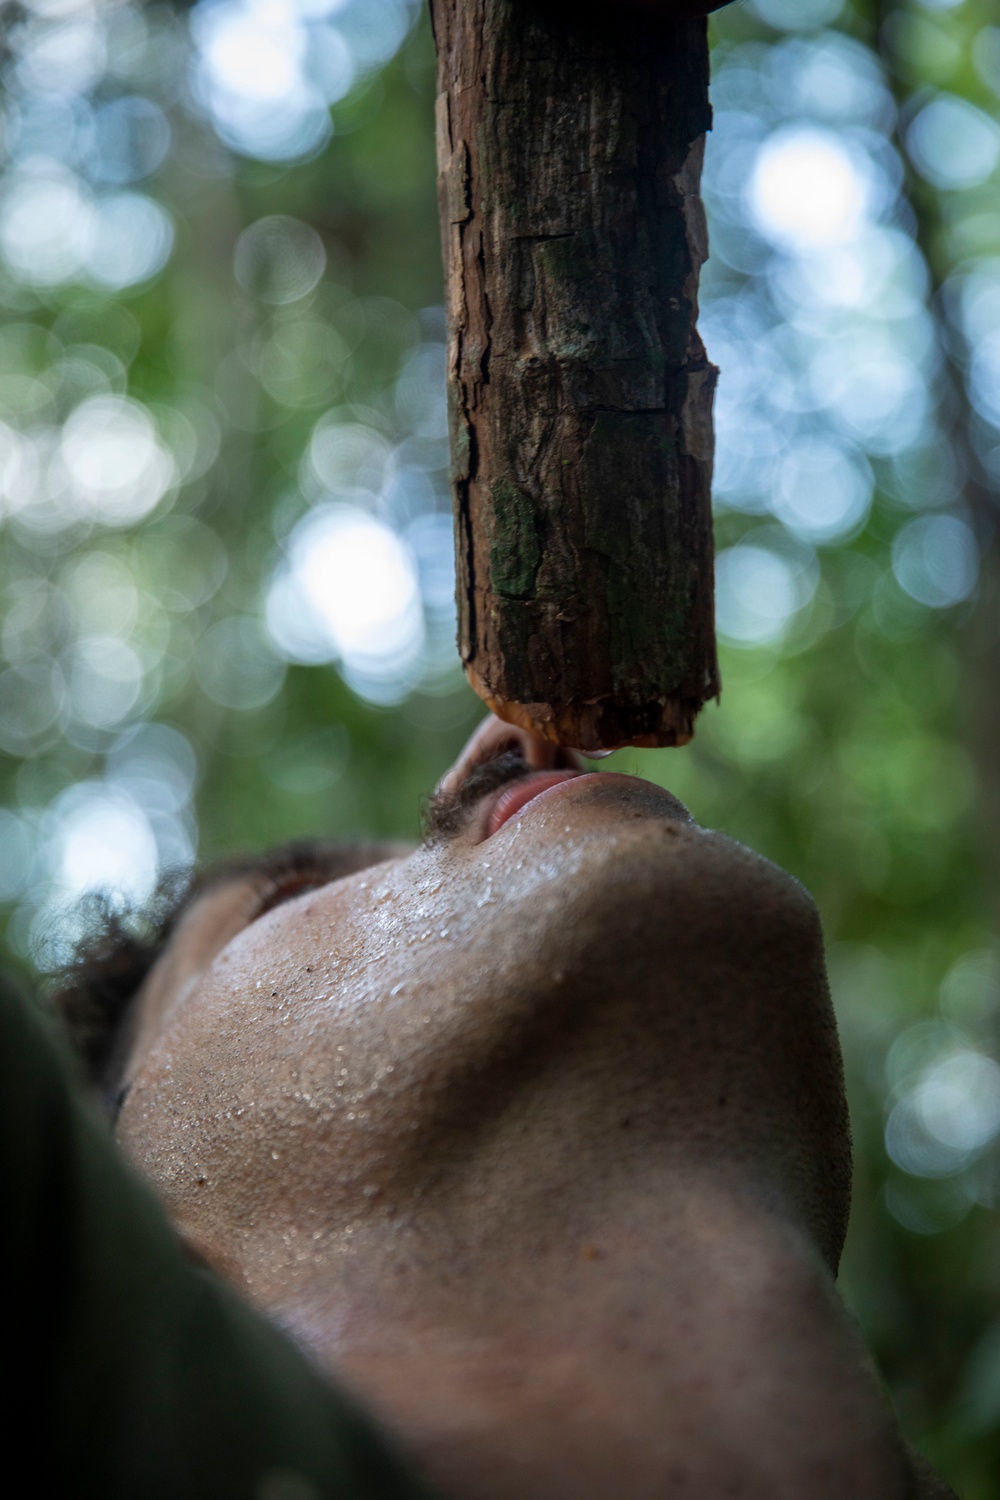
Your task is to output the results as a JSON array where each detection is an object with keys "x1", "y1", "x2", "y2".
[{"x1": 465, "y1": 664, "x2": 700, "y2": 752}]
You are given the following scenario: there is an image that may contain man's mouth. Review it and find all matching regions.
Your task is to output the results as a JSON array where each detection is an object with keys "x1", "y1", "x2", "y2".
[
  {"x1": 421, "y1": 745, "x2": 693, "y2": 848},
  {"x1": 485, "y1": 770, "x2": 583, "y2": 839},
  {"x1": 481, "y1": 768, "x2": 696, "y2": 843}
]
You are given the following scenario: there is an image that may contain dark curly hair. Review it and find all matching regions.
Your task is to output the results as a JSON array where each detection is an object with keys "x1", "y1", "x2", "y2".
[{"x1": 48, "y1": 866, "x2": 211, "y2": 1116}]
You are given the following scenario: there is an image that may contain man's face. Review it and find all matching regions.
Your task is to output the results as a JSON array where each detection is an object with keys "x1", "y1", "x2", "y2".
[{"x1": 118, "y1": 715, "x2": 848, "y2": 1296}]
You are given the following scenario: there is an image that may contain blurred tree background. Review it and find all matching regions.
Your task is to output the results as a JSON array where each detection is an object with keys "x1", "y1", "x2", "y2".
[{"x1": 0, "y1": 0, "x2": 997, "y2": 1491}]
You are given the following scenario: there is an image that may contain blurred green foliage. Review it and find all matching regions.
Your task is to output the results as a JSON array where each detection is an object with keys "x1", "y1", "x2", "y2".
[{"x1": 0, "y1": 0, "x2": 997, "y2": 1493}]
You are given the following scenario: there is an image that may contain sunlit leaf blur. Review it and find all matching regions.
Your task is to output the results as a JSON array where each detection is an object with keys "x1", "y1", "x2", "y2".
[{"x1": 0, "y1": 0, "x2": 996, "y2": 1491}]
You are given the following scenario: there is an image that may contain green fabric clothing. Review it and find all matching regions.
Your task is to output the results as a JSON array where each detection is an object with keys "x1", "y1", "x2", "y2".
[{"x1": 0, "y1": 971, "x2": 436, "y2": 1500}]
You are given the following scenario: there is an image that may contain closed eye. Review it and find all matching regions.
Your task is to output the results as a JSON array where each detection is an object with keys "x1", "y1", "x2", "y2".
[
  {"x1": 251, "y1": 869, "x2": 334, "y2": 922},
  {"x1": 243, "y1": 842, "x2": 382, "y2": 927}
]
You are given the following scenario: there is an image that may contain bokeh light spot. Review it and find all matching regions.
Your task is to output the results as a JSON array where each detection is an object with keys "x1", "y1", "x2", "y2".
[
  {"x1": 749, "y1": 0, "x2": 843, "y2": 31},
  {"x1": 0, "y1": 168, "x2": 94, "y2": 285},
  {"x1": 891, "y1": 514, "x2": 979, "y2": 608},
  {"x1": 886, "y1": 1041, "x2": 1000, "y2": 1179},
  {"x1": 749, "y1": 126, "x2": 872, "y2": 251},
  {"x1": 195, "y1": 616, "x2": 287, "y2": 711},
  {"x1": 772, "y1": 440, "x2": 873, "y2": 542},
  {"x1": 715, "y1": 543, "x2": 817, "y2": 646},
  {"x1": 59, "y1": 395, "x2": 175, "y2": 526},
  {"x1": 85, "y1": 96, "x2": 172, "y2": 185},
  {"x1": 267, "y1": 503, "x2": 424, "y2": 703},
  {"x1": 234, "y1": 216, "x2": 327, "y2": 305},
  {"x1": 52, "y1": 782, "x2": 159, "y2": 906},
  {"x1": 67, "y1": 635, "x2": 144, "y2": 729},
  {"x1": 907, "y1": 95, "x2": 1000, "y2": 191},
  {"x1": 307, "y1": 418, "x2": 391, "y2": 497},
  {"x1": 86, "y1": 193, "x2": 174, "y2": 289}
]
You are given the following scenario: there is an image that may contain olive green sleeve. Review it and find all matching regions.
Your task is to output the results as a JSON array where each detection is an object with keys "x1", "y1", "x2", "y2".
[{"x1": 0, "y1": 970, "x2": 437, "y2": 1500}]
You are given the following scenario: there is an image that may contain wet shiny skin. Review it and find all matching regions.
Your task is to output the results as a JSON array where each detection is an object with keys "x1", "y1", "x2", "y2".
[{"x1": 118, "y1": 717, "x2": 925, "y2": 1500}]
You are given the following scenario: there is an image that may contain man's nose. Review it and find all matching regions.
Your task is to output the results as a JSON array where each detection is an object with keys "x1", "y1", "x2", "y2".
[{"x1": 435, "y1": 715, "x2": 584, "y2": 797}]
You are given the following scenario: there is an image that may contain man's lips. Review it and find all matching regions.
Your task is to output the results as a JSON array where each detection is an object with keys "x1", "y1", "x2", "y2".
[
  {"x1": 486, "y1": 770, "x2": 583, "y2": 838},
  {"x1": 482, "y1": 769, "x2": 694, "y2": 841}
]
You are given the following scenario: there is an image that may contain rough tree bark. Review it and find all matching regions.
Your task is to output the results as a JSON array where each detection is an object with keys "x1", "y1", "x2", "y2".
[{"x1": 430, "y1": 0, "x2": 720, "y2": 750}]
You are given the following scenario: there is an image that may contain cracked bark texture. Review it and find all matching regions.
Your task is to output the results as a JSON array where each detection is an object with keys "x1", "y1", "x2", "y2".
[{"x1": 430, "y1": 0, "x2": 720, "y2": 750}]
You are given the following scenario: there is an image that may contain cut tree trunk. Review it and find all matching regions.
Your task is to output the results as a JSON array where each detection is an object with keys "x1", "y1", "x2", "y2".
[{"x1": 430, "y1": 0, "x2": 720, "y2": 750}]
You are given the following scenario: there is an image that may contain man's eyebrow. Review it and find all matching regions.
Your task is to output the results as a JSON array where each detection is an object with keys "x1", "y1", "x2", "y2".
[
  {"x1": 218, "y1": 840, "x2": 403, "y2": 919},
  {"x1": 191, "y1": 838, "x2": 402, "y2": 906},
  {"x1": 195, "y1": 840, "x2": 341, "y2": 897}
]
